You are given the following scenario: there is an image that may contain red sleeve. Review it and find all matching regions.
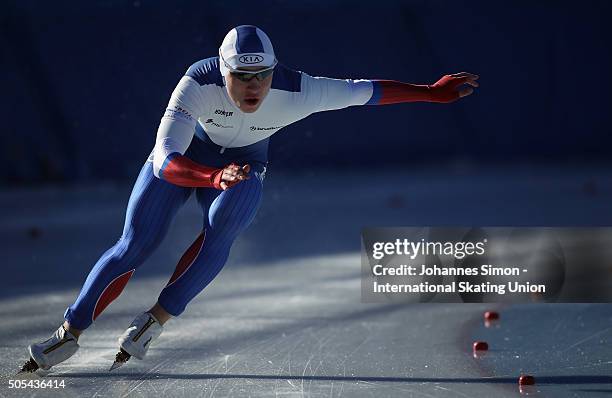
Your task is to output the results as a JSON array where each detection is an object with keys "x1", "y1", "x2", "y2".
[
  {"x1": 366, "y1": 80, "x2": 434, "y2": 105},
  {"x1": 366, "y1": 78, "x2": 463, "y2": 105},
  {"x1": 158, "y1": 152, "x2": 223, "y2": 189}
]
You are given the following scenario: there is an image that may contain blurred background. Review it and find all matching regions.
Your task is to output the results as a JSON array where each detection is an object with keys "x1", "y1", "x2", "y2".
[{"x1": 2, "y1": 0, "x2": 612, "y2": 184}]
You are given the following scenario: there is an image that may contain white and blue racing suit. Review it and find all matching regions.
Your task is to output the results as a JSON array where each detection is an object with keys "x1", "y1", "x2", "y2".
[{"x1": 64, "y1": 56, "x2": 381, "y2": 328}]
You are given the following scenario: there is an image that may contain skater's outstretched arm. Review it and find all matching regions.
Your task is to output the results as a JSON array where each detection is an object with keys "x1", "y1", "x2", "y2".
[
  {"x1": 366, "y1": 72, "x2": 479, "y2": 105},
  {"x1": 300, "y1": 71, "x2": 479, "y2": 113}
]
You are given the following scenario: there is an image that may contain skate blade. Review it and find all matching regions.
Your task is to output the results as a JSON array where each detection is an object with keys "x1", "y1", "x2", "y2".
[
  {"x1": 109, "y1": 361, "x2": 125, "y2": 371},
  {"x1": 16, "y1": 357, "x2": 43, "y2": 377},
  {"x1": 109, "y1": 348, "x2": 131, "y2": 371}
]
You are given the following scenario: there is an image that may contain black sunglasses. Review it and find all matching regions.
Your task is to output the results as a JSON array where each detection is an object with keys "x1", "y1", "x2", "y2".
[{"x1": 230, "y1": 68, "x2": 274, "y2": 82}]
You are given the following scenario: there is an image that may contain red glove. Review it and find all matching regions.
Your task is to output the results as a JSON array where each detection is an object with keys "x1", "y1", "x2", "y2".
[{"x1": 429, "y1": 73, "x2": 479, "y2": 103}]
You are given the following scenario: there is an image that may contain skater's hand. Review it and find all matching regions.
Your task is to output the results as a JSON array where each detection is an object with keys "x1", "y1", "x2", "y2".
[
  {"x1": 429, "y1": 72, "x2": 479, "y2": 103},
  {"x1": 218, "y1": 163, "x2": 250, "y2": 190}
]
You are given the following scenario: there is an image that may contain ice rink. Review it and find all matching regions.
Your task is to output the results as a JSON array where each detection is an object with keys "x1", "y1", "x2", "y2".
[{"x1": 1, "y1": 166, "x2": 611, "y2": 397}]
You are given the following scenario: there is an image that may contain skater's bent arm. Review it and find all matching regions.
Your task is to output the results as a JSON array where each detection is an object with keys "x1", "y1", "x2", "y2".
[
  {"x1": 153, "y1": 76, "x2": 244, "y2": 189},
  {"x1": 153, "y1": 117, "x2": 225, "y2": 189},
  {"x1": 303, "y1": 72, "x2": 479, "y2": 113}
]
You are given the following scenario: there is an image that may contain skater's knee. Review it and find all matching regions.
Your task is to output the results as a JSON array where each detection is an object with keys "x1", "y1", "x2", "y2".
[
  {"x1": 112, "y1": 231, "x2": 162, "y2": 261},
  {"x1": 209, "y1": 188, "x2": 262, "y2": 235}
]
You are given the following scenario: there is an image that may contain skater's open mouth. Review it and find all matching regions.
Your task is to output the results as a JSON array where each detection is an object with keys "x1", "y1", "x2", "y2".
[{"x1": 244, "y1": 98, "x2": 259, "y2": 106}]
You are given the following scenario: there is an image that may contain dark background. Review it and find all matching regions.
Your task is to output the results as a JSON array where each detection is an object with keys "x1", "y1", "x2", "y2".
[{"x1": 2, "y1": 0, "x2": 611, "y2": 185}]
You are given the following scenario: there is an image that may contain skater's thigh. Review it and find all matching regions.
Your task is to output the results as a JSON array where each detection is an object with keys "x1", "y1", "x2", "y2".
[
  {"x1": 195, "y1": 187, "x2": 221, "y2": 229},
  {"x1": 123, "y1": 160, "x2": 193, "y2": 237},
  {"x1": 207, "y1": 172, "x2": 263, "y2": 235}
]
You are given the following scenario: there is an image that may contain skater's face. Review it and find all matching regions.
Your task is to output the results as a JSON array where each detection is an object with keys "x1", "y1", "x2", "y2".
[{"x1": 225, "y1": 66, "x2": 273, "y2": 113}]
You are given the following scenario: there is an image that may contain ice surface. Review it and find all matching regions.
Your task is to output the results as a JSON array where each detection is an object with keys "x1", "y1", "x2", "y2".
[{"x1": 1, "y1": 166, "x2": 611, "y2": 397}]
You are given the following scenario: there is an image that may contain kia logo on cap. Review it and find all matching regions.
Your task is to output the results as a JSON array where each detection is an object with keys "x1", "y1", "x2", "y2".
[{"x1": 239, "y1": 54, "x2": 264, "y2": 64}]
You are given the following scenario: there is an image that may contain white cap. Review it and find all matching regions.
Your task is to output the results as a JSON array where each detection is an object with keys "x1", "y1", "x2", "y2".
[{"x1": 219, "y1": 25, "x2": 277, "y2": 76}]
